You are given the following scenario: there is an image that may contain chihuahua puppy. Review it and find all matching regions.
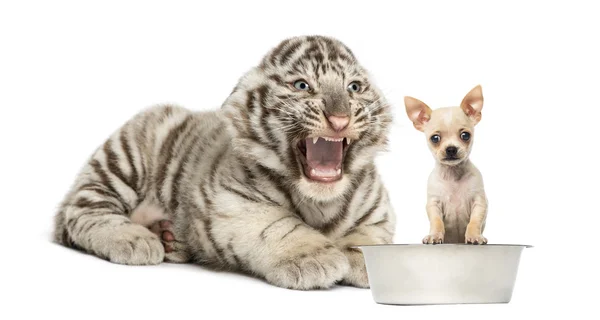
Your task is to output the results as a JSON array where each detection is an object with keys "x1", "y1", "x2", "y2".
[{"x1": 404, "y1": 85, "x2": 488, "y2": 245}]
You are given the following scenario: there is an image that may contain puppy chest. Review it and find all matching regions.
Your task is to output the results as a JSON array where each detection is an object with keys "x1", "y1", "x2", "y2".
[{"x1": 437, "y1": 183, "x2": 473, "y2": 223}]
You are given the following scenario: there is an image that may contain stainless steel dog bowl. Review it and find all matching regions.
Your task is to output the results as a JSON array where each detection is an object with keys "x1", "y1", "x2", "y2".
[{"x1": 358, "y1": 244, "x2": 532, "y2": 305}]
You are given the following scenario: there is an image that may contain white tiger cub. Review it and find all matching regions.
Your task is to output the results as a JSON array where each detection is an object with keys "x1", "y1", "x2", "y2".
[{"x1": 53, "y1": 35, "x2": 395, "y2": 290}]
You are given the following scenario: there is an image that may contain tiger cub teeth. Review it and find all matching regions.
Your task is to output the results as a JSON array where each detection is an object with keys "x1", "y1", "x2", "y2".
[
  {"x1": 310, "y1": 136, "x2": 350, "y2": 144},
  {"x1": 310, "y1": 168, "x2": 341, "y2": 177}
]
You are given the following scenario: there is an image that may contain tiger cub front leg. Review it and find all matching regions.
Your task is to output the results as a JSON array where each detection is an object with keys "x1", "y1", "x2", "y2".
[{"x1": 212, "y1": 205, "x2": 350, "y2": 290}]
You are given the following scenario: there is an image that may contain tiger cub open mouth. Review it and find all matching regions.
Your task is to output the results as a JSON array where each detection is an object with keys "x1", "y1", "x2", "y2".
[{"x1": 297, "y1": 137, "x2": 351, "y2": 182}]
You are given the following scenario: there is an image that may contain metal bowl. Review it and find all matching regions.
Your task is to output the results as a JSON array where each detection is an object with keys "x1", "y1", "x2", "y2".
[{"x1": 357, "y1": 244, "x2": 532, "y2": 305}]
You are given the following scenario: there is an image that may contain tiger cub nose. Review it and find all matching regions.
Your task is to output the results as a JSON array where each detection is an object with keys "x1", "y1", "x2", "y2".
[{"x1": 327, "y1": 115, "x2": 350, "y2": 132}]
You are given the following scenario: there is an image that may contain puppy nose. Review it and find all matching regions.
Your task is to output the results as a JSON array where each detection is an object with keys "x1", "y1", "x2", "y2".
[
  {"x1": 327, "y1": 115, "x2": 350, "y2": 132},
  {"x1": 446, "y1": 146, "x2": 458, "y2": 156}
]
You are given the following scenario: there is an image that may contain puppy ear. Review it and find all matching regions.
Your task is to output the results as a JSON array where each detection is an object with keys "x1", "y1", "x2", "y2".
[
  {"x1": 404, "y1": 96, "x2": 432, "y2": 132},
  {"x1": 460, "y1": 85, "x2": 484, "y2": 124}
]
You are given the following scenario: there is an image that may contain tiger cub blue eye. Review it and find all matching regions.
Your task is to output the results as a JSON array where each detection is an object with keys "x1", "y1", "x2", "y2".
[
  {"x1": 347, "y1": 82, "x2": 361, "y2": 92},
  {"x1": 294, "y1": 80, "x2": 310, "y2": 91}
]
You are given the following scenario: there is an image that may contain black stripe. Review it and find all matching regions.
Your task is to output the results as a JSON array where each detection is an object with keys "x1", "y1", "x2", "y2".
[
  {"x1": 268, "y1": 39, "x2": 291, "y2": 65},
  {"x1": 296, "y1": 42, "x2": 321, "y2": 65},
  {"x1": 169, "y1": 130, "x2": 206, "y2": 211},
  {"x1": 354, "y1": 113, "x2": 367, "y2": 124},
  {"x1": 290, "y1": 59, "x2": 307, "y2": 74},
  {"x1": 80, "y1": 219, "x2": 100, "y2": 236},
  {"x1": 208, "y1": 147, "x2": 228, "y2": 193},
  {"x1": 135, "y1": 115, "x2": 149, "y2": 195},
  {"x1": 285, "y1": 144, "x2": 302, "y2": 179},
  {"x1": 320, "y1": 168, "x2": 368, "y2": 233},
  {"x1": 61, "y1": 228, "x2": 77, "y2": 248},
  {"x1": 257, "y1": 85, "x2": 269, "y2": 108},
  {"x1": 280, "y1": 223, "x2": 302, "y2": 240},
  {"x1": 303, "y1": 107, "x2": 320, "y2": 121},
  {"x1": 355, "y1": 188, "x2": 383, "y2": 226},
  {"x1": 279, "y1": 41, "x2": 302, "y2": 66},
  {"x1": 78, "y1": 183, "x2": 120, "y2": 199},
  {"x1": 260, "y1": 216, "x2": 295, "y2": 239},
  {"x1": 162, "y1": 105, "x2": 174, "y2": 118},
  {"x1": 343, "y1": 144, "x2": 376, "y2": 176},
  {"x1": 227, "y1": 240, "x2": 244, "y2": 269},
  {"x1": 199, "y1": 181, "x2": 213, "y2": 213},
  {"x1": 366, "y1": 218, "x2": 388, "y2": 227},
  {"x1": 73, "y1": 198, "x2": 122, "y2": 211},
  {"x1": 204, "y1": 218, "x2": 226, "y2": 263},
  {"x1": 246, "y1": 90, "x2": 256, "y2": 112},
  {"x1": 344, "y1": 189, "x2": 383, "y2": 237},
  {"x1": 256, "y1": 164, "x2": 294, "y2": 208},
  {"x1": 268, "y1": 74, "x2": 284, "y2": 85},
  {"x1": 70, "y1": 212, "x2": 121, "y2": 239},
  {"x1": 127, "y1": 239, "x2": 136, "y2": 253},
  {"x1": 261, "y1": 115, "x2": 283, "y2": 150},
  {"x1": 156, "y1": 115, "x2": 194, "y2": 194},
  {"x1": 245, "y1": 91, "x2": 279, "y2": 152},
  {"x1": 104, "y1": 139, "x2": 137, "y2": 192},
  {"x1": 89, "y1": 159, "x2": 121, "y2": 200},
  {"x1": 231, "y1": 174, "x2": 281, "y2": 207},
  {"x1": 323, "y1": 37, "x2": 340, "y2": 61},
  {"x1": 250, "y1": 91, "x2": 281, "y2": 151},
  {"x1": 220, "y1": 182, "x2": 261, "y2": 203},
  {"x1": 354, "y1": 107, "x2": 363, "y2": 118},
  {"x1": 120, "y1": 129, "x2": 139, "y2": 192}
]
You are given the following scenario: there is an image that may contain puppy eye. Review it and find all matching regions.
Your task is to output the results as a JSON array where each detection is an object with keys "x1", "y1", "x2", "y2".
[
  {"x1": 430, "y1": 135, "x2": 441, "y2": 144},
  {"x1": 347, "y1": 82, "x2": 361, "y2": 93},
  {"x1": 293, "y1": 80, "x2": 310, "y2": 91},
  {"x1": 460, "y1": 132, "x2": 471, "y2": 141}
]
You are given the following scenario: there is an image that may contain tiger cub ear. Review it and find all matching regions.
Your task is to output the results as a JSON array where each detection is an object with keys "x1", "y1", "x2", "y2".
[{"x1": 404, "y1": 96, "x2": 432, "y2": 132}]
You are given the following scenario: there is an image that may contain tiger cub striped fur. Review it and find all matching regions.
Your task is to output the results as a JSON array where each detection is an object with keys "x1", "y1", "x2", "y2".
[{"x1": 53, "y1": 35, "x2": 395, "y2": 290}]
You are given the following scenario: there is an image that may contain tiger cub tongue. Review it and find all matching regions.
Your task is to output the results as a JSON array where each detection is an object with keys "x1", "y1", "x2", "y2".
[{"x1": 305, "y1": 138, "x2": 343, "y2": 177}]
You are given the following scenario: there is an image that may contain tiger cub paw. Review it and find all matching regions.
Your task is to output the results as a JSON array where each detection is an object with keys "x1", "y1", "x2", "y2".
[
  {"x1": 266, "y1": 241, "x2": 350, "y2": 290},
  {"x1": 105, "y1": 223, "x2": 165, "y2": 265}
]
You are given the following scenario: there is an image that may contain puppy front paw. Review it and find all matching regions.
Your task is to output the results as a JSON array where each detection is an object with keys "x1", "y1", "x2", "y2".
[
  {"x1": 465, "y1": 233, "x2": 487, "y2": 245},
  {"x1": 423, "y1": 232, "x2": 444, "y2": 244}
]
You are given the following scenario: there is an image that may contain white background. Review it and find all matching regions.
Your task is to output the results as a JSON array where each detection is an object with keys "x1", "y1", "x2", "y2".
[{"x1": 1, "y1": 0, "x2": 598, "y2": 319}]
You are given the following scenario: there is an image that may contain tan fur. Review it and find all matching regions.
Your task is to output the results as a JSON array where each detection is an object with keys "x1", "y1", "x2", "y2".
[{"x1": 405, "y1": 85, "x2": 488, "y2": 244}]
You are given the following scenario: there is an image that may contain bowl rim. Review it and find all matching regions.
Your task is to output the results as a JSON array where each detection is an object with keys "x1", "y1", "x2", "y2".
[{"x1": 353, "y1": 243, "x2": 534, "y2": 248}]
